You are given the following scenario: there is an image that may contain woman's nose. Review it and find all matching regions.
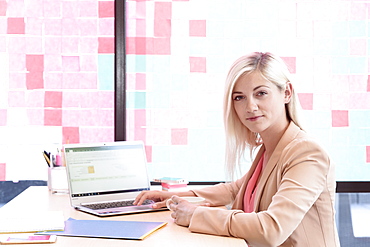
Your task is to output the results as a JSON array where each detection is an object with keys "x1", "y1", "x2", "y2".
[{"x1": 246, "y1": 99, "x2": 258, "y2": 113}]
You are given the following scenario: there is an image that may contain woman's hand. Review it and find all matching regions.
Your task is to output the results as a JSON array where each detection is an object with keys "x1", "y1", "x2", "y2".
[
  {"x1": 168, "y1": 195, "x2": 210, "y2": 227},
  {"x1": 133, "y1": 190, "x2": 174, "y2": 209}
]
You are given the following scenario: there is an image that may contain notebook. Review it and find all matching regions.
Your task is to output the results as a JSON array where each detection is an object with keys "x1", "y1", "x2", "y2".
[{"x1": 63, "y1": 141, "x2": 167, "y2": 217}]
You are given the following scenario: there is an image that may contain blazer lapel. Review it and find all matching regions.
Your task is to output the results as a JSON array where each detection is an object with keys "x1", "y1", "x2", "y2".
[{"x1": 253, "y1": 122, "x2": 301, "y2": 211}]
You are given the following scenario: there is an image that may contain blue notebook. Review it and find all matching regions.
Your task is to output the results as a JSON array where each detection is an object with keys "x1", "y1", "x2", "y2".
[{"x1": 38, "y1": 218, "x2": 167, "y2": 240}]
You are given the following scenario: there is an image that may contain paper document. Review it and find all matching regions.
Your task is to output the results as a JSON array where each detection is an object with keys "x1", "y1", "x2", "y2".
[{"x1": 0, "y1": 211, "x2": 64, "y2": 233}]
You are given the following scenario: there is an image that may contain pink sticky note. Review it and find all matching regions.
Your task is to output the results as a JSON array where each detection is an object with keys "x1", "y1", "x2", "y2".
[
  {"x1": 80, "y1": 55, "x2": 97, "y2": 71},
  {"x1": 136, "y1": 73, "x2": 146, "y2": 90},
  {"x1": 297, "y1": 93, "x2": 313, "y2": 110},
  {"x1": 0, "y1": 1, "x2": 7, "y2": 16},
  {"x1": 154, "y1": 2, "x2": 171, "y2": 19},
  {"x1": 134, "y1": 37, "x2": 150, "y2": 55},
  {"x1": 189, "y1": 20, "x2": 206, "y2": 37},
  {"x1": 99, "y1": 18, "x2": 114, "y2": 36},
  {"x1": 44, "y1": 37, "x2": 62, "y2": 54},
  {"x1": 99, "y1": 1, "x2": 114, "y2": 18},
  {"x1": 136, "y1": 19, "x2": 146, "y2": 37},
  {"x1": 27, "y1": 108, "x2": 44, "y2": 125},
  {"x1": 9, "y1": 54, "x2": 26, "y2": 71},
  {"x1": 367, "y1": 146, "x2": 370, "y2": 163},
  {"x1": 62, "y1": 56, "x2": 80, "y2": 72},
  {"x1": 7, "y1": 18, "x2": 25, "y2": 34},
  {"x1": 135, "y1": 127, "x2": 146, "y2": 142},
  {"x1": 97, "y1": 91, "x2": 114, "y2": 108},
  {"x1": 281, "y1": 57, "x2": 296, "y2": 74},
  {"x1": 153, "y1": 38, "x2": 170, "y2": 55},
  {"x1": 171, "y1": 128, "x2": 188, "y2": 145},
  {"x1": 154, "y1": 18, "x2": 171, "y2": 37},
  {"x1": 45, "y1": 91, "x2": 63, "y2": 108},
  {"x1": 44, "y1": 55, "x2": 62, "y2": 72},
  {"x1": 26, "y1": 54, "x2": 44, "y2": 72},
  {"x1": 25, "y1": 18, "x2": 43, "y2": 35},
  {"x1": 8, "y1": 91, "x2": 25, "y2": 107},
  {"x1": 0, "y1": 163, "x2": 5, "y2": 181},
  {"x1": 145, "y1": 146, "x2": 152, "y2": 163},
  {"x1": 44, "y1": 1, "x2": 61, "y2": 18},
  {"x1": 63, "y1": 127, "x2": 80, "y2": 144},
  {"x1": 80, "y1": 19, "x2": 98, "y2": 36},
  {"x1": 98, "y1": 37, "x2": 114, "y2": 53},
  {"x1": 62, "y1": 18, "x2": 79, "y2": 35},
  {"x1": 6, "y1": 1, "x2": 24, "y2": 17},
  {"x1": 80, "y1": 37, "x2": 98, "y2": 53},
  {"x1": 62, "y1": 37, "x2": 79, "y2": 53},
  {"x1": 349, "y1": 93, "x2": 369, "y2": 109},
  {"x1": 79, "y1": 73, "x2": 98, "y2": 89},
  {"x1": 9, "y1": 72, "x2": 26, "y2": 89},
  {"x1": 79, "y1": 1, "x2": 98, "y2": 17},
  {"x1": 26, "y1": 71, "x2": 44, "y2": 89},
  {"x1": 96, "y1": 109, "x2": 114, "y2": 127},
  {"x1": 26, "y1": 37, "x2": 43, "y2": 53},
  {"x1": 135, "y1": 109, "x2": 146, "y2": 127},
  {"x1": 332, "y1": 110, "x2": 349, "y2": 127},
  {"x1": 44, "y1": 109, "x2": 62, "y2": 126},
  {"x1": 25, "y1": 0, "x2": 43, "y2": 18},
  {"x1": 26, "y1": 90, "x2": 44, "y2": 107},
  {"x1": 62, "y1": 1, "x2": 79, "y2": 18},
  {"x1": 62, "y1": 73, "x2": 80, "y2": 89},
  {"x1": 44, "y1": 19, "x2": 62, "y2": 35},
  {"x1": 189, "y1": 57, "x2": 206, "y2": 73},
  {"x1": 44, "y1": 72, "x2": 63, "y2": 89},
  {"x1": 62, "y1": 109, "x2": 80, "y2": 126},
  {"x1": 8, "y1": 37, "x2": 26, "y2": 54},
  {"x1": 136, "y1": 2, "x2": 147, "y2": 19}
]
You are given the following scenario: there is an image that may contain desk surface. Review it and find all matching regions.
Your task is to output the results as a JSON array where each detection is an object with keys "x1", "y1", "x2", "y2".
[{"x1": 0, "y1": 187, "x2": 246, "y2": 247}]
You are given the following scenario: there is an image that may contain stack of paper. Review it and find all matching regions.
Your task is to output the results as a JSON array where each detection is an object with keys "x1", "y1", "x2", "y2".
[{"x1": 0, "y1": 211, "x2": 64, "y2": 233}]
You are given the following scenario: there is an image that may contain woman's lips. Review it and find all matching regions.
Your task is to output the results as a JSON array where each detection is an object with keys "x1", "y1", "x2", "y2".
[{"x1": 246, "y1": 116, "x2": 262, "y2": 121}]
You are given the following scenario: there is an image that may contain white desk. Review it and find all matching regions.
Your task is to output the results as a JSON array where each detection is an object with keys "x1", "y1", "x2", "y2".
[{"x1": 0, "y1": 187, "x2": 246, "y2": 246}]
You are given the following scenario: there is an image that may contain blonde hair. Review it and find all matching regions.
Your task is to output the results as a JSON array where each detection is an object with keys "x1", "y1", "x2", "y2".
[{"x1": 223, "y1": 52, "x2": 302, "y2": 179}]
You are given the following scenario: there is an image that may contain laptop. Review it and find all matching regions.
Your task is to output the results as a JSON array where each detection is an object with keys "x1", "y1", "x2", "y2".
[{"x1": 63, "y1": 141, "x2": 167, "y2": 217}]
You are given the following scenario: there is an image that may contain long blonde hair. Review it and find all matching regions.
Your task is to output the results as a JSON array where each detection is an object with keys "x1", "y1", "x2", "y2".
[{"x1": 223, "y1": 52, "x2": 302, "y2": 179}]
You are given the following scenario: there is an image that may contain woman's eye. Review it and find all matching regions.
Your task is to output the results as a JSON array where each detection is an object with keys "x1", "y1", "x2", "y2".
[
  {"x1": 256, "y1": 91, "x2": 267, "y2": 96},
  {"x1": 233, "y1": 95, "x2": 244, "y2": 101}
]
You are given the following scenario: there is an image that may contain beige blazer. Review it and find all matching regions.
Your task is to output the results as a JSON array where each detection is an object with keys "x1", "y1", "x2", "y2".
[{"x1": 190, "y1": 122, "x2": 340, "y2": 247}]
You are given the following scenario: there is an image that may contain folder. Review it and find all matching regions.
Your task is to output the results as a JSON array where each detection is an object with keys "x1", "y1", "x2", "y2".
[{"x1": 38, "y1": 218, "x2": 167, "y2": 240}]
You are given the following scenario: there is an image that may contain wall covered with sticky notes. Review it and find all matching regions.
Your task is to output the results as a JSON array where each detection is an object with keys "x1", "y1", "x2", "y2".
[
  {"x1": 125, "y1": 0, "x2": 370, "y2": 182},
  {"x1": 0, "y1": 0, "x2": 114, "y2": 181}
]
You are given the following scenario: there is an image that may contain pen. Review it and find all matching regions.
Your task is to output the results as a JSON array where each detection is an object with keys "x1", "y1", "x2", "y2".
[{"x1": 43, "y1": 151, "x2": 51, "y2": 167}]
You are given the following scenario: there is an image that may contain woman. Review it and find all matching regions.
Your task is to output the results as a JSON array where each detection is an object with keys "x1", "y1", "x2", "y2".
[{"x1": 134, "y1": 52, "x2": 340, "y2": 247}]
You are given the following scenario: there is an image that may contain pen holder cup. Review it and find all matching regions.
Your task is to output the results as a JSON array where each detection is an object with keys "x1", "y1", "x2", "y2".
[{"x1": 48, "y1": 167, "x2": 69, "y2": 194}]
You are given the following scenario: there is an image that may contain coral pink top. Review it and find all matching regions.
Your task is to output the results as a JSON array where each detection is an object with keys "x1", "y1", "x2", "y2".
[{"x1": 243, "y1": 153, "x2": 265, "y2": 213}]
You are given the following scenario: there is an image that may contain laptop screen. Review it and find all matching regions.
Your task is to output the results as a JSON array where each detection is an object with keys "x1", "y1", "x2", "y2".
[{"x1": 64, "y1": 142, "x2": 150, "y2": 198}]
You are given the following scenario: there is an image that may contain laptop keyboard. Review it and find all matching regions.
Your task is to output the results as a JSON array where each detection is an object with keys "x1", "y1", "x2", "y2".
[{"x1": 83, "y1": 199, "x2": 154, "y2": 210}]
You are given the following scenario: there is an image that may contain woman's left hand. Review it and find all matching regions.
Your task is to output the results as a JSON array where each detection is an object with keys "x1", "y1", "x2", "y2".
[{"x1": 167, "y1": 195, "x2": 209, "y2": 226}]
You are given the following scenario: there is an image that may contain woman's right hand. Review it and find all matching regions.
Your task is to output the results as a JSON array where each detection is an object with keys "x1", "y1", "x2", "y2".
[{"x1": 133, "y1": 190, "x2": 174, "y2": 209}]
